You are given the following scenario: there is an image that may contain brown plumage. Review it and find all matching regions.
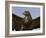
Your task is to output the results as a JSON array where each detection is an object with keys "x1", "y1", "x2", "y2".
[
  {"x1": 22, "y1": 11, "x2": 32, "y2": 30},
  {"x1": 12, "y1": 11, "x2": 40, "y2": 31}
]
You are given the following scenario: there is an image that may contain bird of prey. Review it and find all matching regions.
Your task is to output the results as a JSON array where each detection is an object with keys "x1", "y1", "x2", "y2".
[{"x1": 12, "y1": 11, "x2": 40, "y2": 31}]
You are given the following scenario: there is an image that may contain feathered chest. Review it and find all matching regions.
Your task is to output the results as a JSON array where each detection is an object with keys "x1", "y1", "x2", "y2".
[
  {"x1": 24, "y1": 16, "x2": 31, "y2": 23},
  {"x1": 24, "y1": 16, "x2": 28, "y2": 22}
]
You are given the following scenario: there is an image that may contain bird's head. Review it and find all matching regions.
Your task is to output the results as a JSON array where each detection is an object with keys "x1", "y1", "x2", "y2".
[{"x1": 23, "y1": 11, "x2": 30, "y2": 16}]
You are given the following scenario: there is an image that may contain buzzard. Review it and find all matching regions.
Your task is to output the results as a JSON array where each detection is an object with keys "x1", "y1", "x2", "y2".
[{"x1": 12, "y1": 11, "x2": 40, "y2": 31}]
